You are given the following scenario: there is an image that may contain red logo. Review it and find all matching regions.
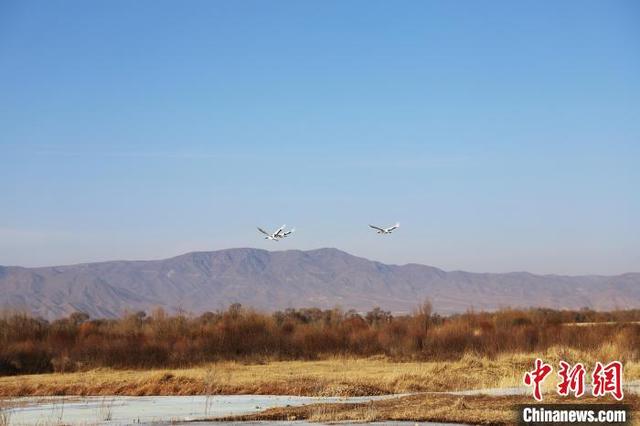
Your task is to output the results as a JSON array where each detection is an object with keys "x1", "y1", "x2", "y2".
[
  {"x1": 524, "y1": 359, "x2": 624, "y2": 401},
  {"x1": 592, "y1": 361, "x2": 624, "y2": 400},
  {"x1": 523, "y1": 358, "x2": 553, "y2": 401},
  {"x1": 557, "y1": 361, "x2": 586, "y2": 397}
]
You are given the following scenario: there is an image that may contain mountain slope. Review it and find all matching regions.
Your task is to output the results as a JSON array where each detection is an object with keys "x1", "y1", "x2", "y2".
[{"x1": 1, "y1": 248, "x2": 638, "y2": 319}]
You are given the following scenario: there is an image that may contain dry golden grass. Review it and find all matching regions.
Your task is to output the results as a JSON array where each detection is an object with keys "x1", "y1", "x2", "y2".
[
  {"x1": 219, "y1": 394, "x2": 517, "y2": 424},
  {"x1": 1, "y1": 348, "x2": 638, "y2": 398},
  {"x1": 218, "y1": 393, "x2": 640, "y2": 425}
]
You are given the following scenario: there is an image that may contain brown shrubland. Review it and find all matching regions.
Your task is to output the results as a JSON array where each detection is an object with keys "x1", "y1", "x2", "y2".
[{"x1": 1, "y1": 304, "x2": 639, "y2": 376}]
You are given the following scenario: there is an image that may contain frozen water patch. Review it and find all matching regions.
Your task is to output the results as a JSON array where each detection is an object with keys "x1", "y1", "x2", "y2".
[
  {"x1": 4, "y1": 394, "x2": 399, "y2": 425},
  {"x1": 7, "y1": 381, "x2": 637, "y2": 425}
]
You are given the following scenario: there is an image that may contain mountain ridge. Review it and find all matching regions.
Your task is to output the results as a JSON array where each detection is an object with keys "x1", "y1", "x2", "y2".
[
  {"x1": 4, "y1": 246, "x2": 631, "y2": 277},
  {"x1": 1, "y1": 247, "x2": 638, "y2": 319}
]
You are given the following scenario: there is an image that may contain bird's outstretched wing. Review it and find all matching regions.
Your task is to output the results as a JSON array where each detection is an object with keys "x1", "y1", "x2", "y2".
[
  {"x1": 369, "y1": 225, "x2": 385, "y2": 232},
  {"x1": 386, "y1": 223, "x2": 400, "y2": 232},
  {"x1": 257, "y1": 227, "x2": 271, "y2": 236},
  {"x1": 282, "y1": 228, "x2": 295, "y2": 237}
]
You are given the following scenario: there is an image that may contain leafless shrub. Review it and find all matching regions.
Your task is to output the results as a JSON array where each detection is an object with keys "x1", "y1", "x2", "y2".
[
  {"x1": 96, "y1": 397, "x2": 113, "y2": 421},
  {"x1": 203, "y1": 367, "x2": 216, "y2": 416},
  {"x1": 0, "y1": 400, "x2": 11, "y2": 426}
]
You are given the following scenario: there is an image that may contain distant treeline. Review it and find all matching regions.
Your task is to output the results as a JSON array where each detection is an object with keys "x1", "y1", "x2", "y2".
[{"x1": 1, "y1": 304, "x2": 639, "y2": 376}]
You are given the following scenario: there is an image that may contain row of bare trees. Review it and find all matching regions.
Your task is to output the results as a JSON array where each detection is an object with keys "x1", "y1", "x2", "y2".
[{"x1": 1, "y1": 303, "x2": 639, "y2": 375}]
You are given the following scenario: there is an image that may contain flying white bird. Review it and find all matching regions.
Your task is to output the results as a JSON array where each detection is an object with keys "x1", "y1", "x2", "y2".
[
  {"x1": 257, "y1": 224, "x2": 295, "y2": 241},
  {"x1": 369, "y1": 222, "x2": 400, "y2": 235}
]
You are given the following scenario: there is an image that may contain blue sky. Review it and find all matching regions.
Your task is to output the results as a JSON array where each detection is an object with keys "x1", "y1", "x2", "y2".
[{"x1": 1, "y1": 1, "x2": 638, "y2": 274}]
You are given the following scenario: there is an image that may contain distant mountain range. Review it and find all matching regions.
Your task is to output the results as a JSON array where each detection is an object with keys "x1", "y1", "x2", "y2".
[{"x1": 1, "y1": 248, "x2": 638, "y2": 319}]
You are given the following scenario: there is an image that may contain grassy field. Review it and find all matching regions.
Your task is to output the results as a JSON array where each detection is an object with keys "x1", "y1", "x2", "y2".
[
  {"x1": 1, "y1": 348, "x2": 638, "y2": 397},
  {"x1": 0, "y1": 355, "x2": 517, "y2": 397}
]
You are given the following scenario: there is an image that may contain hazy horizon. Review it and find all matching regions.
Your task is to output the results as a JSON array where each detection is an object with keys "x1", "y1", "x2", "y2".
[{"x1": 2, "y1": 1, "x2": 639, "y2": 274}]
